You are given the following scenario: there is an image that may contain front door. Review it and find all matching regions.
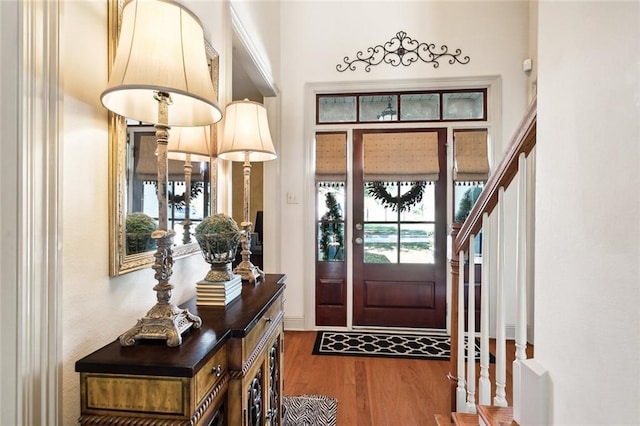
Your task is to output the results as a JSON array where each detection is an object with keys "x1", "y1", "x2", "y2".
[{"x1": 352, "y1": 129, "x2": 447, "y2": 329}]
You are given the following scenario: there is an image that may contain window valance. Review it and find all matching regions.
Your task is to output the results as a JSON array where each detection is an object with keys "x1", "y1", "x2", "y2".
[
  {"x1": 136, "y1": 135, "x2": 205, "y2": 182},
  {"x1": 453, "y1": 129, "x2": 489, "y2": 182},
  {"x1": 315, "y1": 132, "x2": 347, "y2": 182},
  {"x1": 363, "y1": 131, "x2": 439, "y2": 181}
]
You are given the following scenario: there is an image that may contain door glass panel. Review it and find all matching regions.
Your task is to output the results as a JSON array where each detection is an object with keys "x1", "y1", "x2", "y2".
[
  {"x1": 363, "y1": 223, "x2": 397, "y2": 263},
  {"x1": 399, "y1": 182, "x2": 435, "y2": 222},
  {"x1": 363, "y1": 180, "x2": 436, "y2": 264},
  {"x1": 317, "y1": 184, "x2": 345, "y2": 220},
  {"x1": 400, "y1": 223, "x2": 435, "y2": 264},
  {"x1": 364, "y1": 182, "x2": 397, "y2": 222},
  {"x1": 453, "y1": 183, "x2": 484, "y2": 222},
  {"x1": 316, "y1": 184, "x2": 346, "y2": 261},
  {"x1": 454, "y1": 183, "x2": 484, "y2": 262},
  {"x1": 400, "y1": 93, "x2": 440, "y2": 121}
]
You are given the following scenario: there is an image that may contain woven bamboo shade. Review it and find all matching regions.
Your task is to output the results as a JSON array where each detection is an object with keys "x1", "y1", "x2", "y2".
[
  {"x1": 363, "y1": 131, "x2": 439, "y2": 181},
  {"x1": 316, "y1": 132, "x2": 347, "y2": 182},
  {"x1": 453, "y1": 129, "x2": 489, "y2": 182},
  {"x1": 136, "y1": 135, "x2": 204, "y2": 182}
]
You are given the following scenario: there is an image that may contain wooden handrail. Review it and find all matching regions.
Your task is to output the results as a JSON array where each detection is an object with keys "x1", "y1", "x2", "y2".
[
  {"x1": 454, "y1": 97, "x2": 537, "y2": 254},
  {"x1": 448, "y1": 97, "x2": 537, "y2": 412}
]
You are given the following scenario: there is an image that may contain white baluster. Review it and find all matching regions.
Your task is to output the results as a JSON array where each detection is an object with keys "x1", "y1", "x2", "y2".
[
  {"x1": 494, "y1": 187, "x2": 508, "y2": 407},
  {"x1": 513, "y1": 153, "x2": 528, "y2": 419},
  {"x1": 466, "y1": 235, "x2": 476, "y2": 413},
  {"x1": 478, "y1": 213, "x2": 491, "y2": 405},
  {"x1": 457, "y1": 249, "x2": 467, "y2": 413}
]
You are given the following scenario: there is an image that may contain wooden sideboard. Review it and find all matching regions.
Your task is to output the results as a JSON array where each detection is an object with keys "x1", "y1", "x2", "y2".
[{"x1": 75, "y1": 274, "x2": 286, "y2": 425}]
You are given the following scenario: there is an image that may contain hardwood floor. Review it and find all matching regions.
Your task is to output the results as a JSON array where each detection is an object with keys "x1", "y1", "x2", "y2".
[
  {"x1": 283, "y1": 331, "x2": 450, "y2": 426},
  {"x1": 283, "y1": 331, "x2": 532, "y2": 425}
]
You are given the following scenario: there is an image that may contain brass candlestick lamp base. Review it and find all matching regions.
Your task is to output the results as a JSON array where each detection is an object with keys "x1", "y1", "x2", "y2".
[{"x1": 119, "y1": 230, "x2": 202, "y2": 347}]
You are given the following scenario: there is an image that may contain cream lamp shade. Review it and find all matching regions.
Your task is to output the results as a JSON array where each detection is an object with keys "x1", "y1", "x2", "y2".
[
  {"x1": 218, "y1": 99, "x2": 277, "y2": 162},
  {"x1": 167, "y1": 125, "x2": 214, "y2": 162},
  {"x1": 100, "y1": 0, "x2": 222, "y2": 126}
]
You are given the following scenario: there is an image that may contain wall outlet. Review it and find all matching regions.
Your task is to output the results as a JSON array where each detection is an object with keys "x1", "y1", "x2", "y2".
[{"x1": 286, "y1": 191, "x2": 299, "y2": 204}]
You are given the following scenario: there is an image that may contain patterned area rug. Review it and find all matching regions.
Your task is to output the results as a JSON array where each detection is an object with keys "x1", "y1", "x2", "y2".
[
  {"x1": 313, "y1": 330, "x2": 494, "y2": 361},
  {"x1": 283, "y1": 395, "x2": 337, "y2": 426}
]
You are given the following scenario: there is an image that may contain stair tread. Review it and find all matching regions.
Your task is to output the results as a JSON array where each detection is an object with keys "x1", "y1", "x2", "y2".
[
  {"x1": 477, "y1": 405, "x2": 517, "y2": 426},
  {"x1": 434, "y1": 413, "x2": 454, "y2": 426},
  {"x1": 451, "y1": 412, "x2": 479, "y2": 426}
]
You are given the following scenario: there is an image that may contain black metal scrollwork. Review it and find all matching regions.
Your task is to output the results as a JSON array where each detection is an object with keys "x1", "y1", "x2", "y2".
[
  {"x1": 248, "y1": 369, "x2": 263, "y2": 426},
  {"x1": 269, "y1": 342, "x2": 280, "y2": 426},
  {"x1": 336, "y1": 31, "x2": 470, "y2": 72}
]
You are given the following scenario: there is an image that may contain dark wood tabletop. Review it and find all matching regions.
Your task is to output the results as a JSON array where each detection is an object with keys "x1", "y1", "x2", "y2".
[{"x1": 75, "y1": 274, "x2": 286, "y2": 378}]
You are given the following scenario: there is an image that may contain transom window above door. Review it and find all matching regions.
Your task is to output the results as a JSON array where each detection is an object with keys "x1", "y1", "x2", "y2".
[{"x1": 316, "y1": 89, "x2": 486, "y2": 124}]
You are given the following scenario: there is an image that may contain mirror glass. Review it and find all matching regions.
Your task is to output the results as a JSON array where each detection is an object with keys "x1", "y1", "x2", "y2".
[{"x1": 108, "y1": 0, "x2": 219, "y2": 275}]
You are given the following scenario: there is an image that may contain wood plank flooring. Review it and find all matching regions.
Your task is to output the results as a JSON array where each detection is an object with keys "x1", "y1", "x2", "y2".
[
  {"x1": 283, "y1": 331, "x2": 451, "y2": 426},
  {"x1": 283, "y1": 331, "x2": 532, "y2": 426}
]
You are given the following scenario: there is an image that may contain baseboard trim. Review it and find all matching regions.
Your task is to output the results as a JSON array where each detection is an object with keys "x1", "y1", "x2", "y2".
[
  {"x1": 284, "y1": 319, "x2": 519, "y2": 340},
  {"x1": 284, "y1": 316, "x2": 306, "y2": 331}
]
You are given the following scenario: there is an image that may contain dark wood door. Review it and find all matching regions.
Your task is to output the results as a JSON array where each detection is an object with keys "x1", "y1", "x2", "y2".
[{"x1": 352, "y1": 129, "x2": 447, "y2": 328}]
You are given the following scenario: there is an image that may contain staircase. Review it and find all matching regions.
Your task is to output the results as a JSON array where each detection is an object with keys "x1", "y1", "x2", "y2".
[{"x1": 436, "y1": 98, "x2": 537, "y2": 425}]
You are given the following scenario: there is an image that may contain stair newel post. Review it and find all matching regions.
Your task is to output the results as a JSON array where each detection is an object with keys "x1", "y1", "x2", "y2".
[
  {"x1": 478, "y1": 212, "x2": 492, "y2": 405},
  {"x1": 456, "y1": 247, "x2": 467, "y2": 412},
  {"x1": 448, "y1": 222, "x2": 462, "y2": 412},
  {"x1": 466, "y1": 234, "x2": 477, "y2": 414},
  {"x1": 494, "y1": 186, "x2": 508, "y2": 407},
  {"x1": 513, "y1": 152, "x2": 529, "y2": 419}
]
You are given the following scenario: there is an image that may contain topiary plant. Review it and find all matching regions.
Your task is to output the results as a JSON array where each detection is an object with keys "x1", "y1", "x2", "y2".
[
  {"x1": 195, "y1": 214, "x2": 242, "y2": 281},
  {"x1": 125, "y1": 212, "x2": 157, "y2": 254},
  {"x1": 196, "y1": 213, "x2": 240, "y2": 239}
]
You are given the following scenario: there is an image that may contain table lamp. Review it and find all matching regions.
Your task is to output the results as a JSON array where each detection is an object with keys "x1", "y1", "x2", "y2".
[
  {"x1": 167, "y1": 125, "x2": 214, "y2": 244},
  {"x1": 100, "y1": 0, "x2": 222, "y2": 346},
  {"x1": 218, "y1": 99, "x2": 277, "y2": 284}
]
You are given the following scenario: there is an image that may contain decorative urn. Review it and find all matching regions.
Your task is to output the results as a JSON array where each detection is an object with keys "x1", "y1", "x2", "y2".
[{"x1": 195, "y1": 213, "x2": 242, "y2": 282}]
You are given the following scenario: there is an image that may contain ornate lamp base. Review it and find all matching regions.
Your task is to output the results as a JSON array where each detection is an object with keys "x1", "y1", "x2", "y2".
[
  {"x1": 234, "y1": 259, "x2": 264, "y2": 285},
  {"x1": 234, "y1": 223, "x2": 264, "y2": 285},
  {"x1": 119, "y1": 230, "x2": 202, "y2": 347},
  {"x1": 119, "y1": 303, "x2": 202, "y2": 347}
]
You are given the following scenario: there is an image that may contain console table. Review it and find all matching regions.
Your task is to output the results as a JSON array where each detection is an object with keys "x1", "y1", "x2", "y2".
[{"x1": 75, "y1": 274, "x2": 286, "y2": 425}]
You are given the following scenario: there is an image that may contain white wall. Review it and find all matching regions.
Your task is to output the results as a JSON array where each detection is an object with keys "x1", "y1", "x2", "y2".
[
  {"x1": 60, "y1": 1, "x2": 229, "y2": 424},
  {"x1": 536, "y1": 2, "x2": 640, "y2": 424},
  {"x1": 230, "y1": 0, "x2": 281, "y2": 86},
  {"x1": 276, "y1": 0, "x2": 530, "y2": 326}
]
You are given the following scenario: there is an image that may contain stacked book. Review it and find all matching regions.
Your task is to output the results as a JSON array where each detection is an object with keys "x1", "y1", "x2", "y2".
[{"x1": 196, "y1": 275, "x2": 243, "y2": 307}]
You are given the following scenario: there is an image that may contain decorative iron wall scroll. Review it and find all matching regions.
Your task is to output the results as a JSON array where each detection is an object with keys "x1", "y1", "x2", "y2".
[{"x1": 336, "y1": 31, "x2": 470, "y2": 72}]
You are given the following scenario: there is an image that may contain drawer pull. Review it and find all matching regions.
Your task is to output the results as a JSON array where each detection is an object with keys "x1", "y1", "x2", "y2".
[
  {"x1": 264, "y1": 316, "x2": 272, "y2": 323},
  {"x1": 212, "y1": 365, "x2": 222, "y2": 377}
]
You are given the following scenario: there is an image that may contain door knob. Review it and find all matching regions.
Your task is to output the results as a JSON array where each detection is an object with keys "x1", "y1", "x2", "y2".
[
  {"x1": 355, "y1": 237, "x2": 363, "y2": 245},
  {"x1": 355, "y1": 223, "x2": 363, "y2": 230}
]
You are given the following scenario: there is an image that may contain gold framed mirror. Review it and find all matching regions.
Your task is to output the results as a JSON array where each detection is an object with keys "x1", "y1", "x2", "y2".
[{"x1": 108, "y1": 0, "x2": 219, "y2": 275}]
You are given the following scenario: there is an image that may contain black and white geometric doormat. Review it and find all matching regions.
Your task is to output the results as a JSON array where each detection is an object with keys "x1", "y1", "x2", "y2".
[
  {"x1": 313, "y1": 330, "x2": 494, "y2": 361},
  {"x1": 283, "y1": 394, "x2": 337, "y2": 426}
]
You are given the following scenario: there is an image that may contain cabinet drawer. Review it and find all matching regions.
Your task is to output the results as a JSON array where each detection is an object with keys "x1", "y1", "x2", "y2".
[
  {"x1": 243, "y1": 295, "x2": 283, "y2": 362},
  {"x1": 81, "y1": 373, "x2": 188, "y2": 416},
  {"x1": 195, "y1": 344, "x2": 228, "y2": 403}
]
